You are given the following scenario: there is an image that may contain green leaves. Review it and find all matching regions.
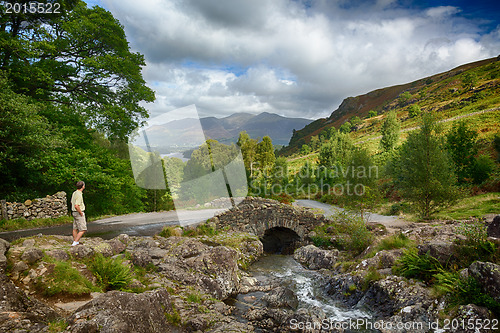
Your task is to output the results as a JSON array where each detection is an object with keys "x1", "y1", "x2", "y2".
[
  {"x1": 379, "y1": 111, "x2": 400, "y2": 152},
  {"x1": 391, "y1": 113, "x2": 459, "y2": 219},
  {"x1": 1, "y1": 0, "x2": 155, "y2": 139}
]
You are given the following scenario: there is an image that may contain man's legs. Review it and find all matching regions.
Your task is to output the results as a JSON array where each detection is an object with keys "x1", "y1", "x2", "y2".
[
  {"x1": 72, "y1": 212, "x2": 87, "y2": 245},
  {"x1": 74, "y1": 230, "x2": 85, "y2": 243}
]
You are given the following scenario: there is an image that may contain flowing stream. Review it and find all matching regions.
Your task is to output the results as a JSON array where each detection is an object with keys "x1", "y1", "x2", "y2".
[{"x1": 227, "y1": 254, "x2": 372, "y2": 330}]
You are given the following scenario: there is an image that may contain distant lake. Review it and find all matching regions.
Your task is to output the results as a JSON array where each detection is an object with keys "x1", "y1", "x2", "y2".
[{"x1": 161, "y1": 152, "x2": 189, "y2": 162}]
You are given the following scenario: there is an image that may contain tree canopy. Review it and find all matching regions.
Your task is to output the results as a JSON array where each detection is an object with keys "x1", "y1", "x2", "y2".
[
  {"x1": 0, "y1": 1, "x2": 155, "y2": 216},
  {"x1": 0, "y1": 0, "x2": 154, "y2": 139}
]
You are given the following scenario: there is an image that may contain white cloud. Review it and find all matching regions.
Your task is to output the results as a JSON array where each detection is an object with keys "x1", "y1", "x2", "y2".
[{"x1": 102, "y1": 0, "x2": 500, "y2": 120}]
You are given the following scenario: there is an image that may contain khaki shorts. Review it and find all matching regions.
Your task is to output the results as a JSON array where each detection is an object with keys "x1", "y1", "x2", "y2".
[{"x1": 72, "y1": 211, "x2": 87, "y2": 231}]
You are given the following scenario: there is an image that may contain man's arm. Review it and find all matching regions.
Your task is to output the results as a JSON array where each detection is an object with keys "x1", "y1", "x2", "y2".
[{"x1": 75, "y1": 204, "x2": 83, "y2": 216}]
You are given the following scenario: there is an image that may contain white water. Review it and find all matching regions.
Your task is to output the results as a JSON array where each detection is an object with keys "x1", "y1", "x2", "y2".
[{"x1": 244, "y1": 254, "x2": 371, "y2": 321}]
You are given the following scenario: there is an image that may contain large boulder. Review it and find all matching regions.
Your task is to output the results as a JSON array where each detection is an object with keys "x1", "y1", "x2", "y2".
[
  {"x1": 293, "y1": 245, "x2": 338, "y2": 270},
  {"x1": 262, "y1": 286, "x2": 299, "y2": 310},
  {"x1": 67, "y1": 289, "x2": 185, "y2": 333},
  {"x1": 468, "y1": 261, "x2": 500, "y2": 302},
  {"x1": 184, "y1": 245, "x2": 240, "y2": 299},
  {"x1": 356, "y1": 249, "x2": 403, "y2": 271},
  {"x1": 450, "y1": 304, "x2": 496, "y2": 333},
  {"x1": 69, "y1": 244, "x2": 95, "y2": 259}
]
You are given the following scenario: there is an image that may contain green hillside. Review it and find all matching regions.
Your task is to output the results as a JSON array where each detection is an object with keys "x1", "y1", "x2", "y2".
[{"x1": 282, "y1": 56, "x2": 500, "y2": 156}]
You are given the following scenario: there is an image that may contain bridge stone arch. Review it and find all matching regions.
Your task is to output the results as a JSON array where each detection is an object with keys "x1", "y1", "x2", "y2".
[{"x1": 213, "y1": 197, "x2": 329, "y2": 252}]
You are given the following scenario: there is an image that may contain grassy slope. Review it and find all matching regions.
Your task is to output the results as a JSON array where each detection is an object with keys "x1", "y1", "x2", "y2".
[{"x1": 282, "y1": 57, "x2": 500, "y2": 156}]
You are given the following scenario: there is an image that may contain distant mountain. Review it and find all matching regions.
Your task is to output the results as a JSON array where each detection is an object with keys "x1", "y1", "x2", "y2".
[{"x1": 142, "y1": 112, "x2": 311, "y2": 151}]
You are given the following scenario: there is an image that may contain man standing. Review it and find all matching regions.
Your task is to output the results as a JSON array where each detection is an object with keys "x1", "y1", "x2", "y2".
[{"x1": 71, "y1": 181, "x2": 86, "y2": 246}]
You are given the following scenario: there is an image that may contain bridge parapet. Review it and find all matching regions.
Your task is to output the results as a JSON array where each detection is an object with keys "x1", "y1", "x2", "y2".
[{"x1": 212, "y1": 197, "x2": 329, "y2": 240}]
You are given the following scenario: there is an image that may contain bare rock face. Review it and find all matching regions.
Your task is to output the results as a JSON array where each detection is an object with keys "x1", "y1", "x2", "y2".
[
  {"x1": 293, "y1": 244, "x2": 338, "y2": 270},
  {"x1": 468, "y1": 261, "x2": 500, "y2": 302},
  {"x1": 417, "y1": 242, "x2": 457, "y2": 266},
  {"x1": 0, "y1": 272, "x2": 60, "y2": 332},
  {"x1": 66, "y1": 289, "x2": 184, "y2": 333}
]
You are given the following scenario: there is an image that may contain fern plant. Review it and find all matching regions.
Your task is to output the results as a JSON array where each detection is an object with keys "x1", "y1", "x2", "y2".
[{"x1": 89, "y1": 254, "x2": 133, "y2": 291}]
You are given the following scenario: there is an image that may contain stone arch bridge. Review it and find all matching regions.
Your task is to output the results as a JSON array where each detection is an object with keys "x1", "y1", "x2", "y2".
[{"x1": 212, "y1": 197, "x2": 330, "y2": 253}]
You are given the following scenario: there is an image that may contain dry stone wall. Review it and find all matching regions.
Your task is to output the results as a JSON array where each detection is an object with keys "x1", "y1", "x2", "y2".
[
  {"x1": 212, "y1": 197, "x2": 329, "y2": 239},
  {"x1": 1, "y1": 191, "x2": 67, "y2": 221}
]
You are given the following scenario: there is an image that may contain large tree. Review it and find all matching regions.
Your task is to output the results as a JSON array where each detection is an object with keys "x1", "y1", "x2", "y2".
[
  {"x1": 0, "y1": 0, "x2": 155, "y2": 138},
  {"x1": 392, "y1": 113, "x2": 458, "y2": 219}
]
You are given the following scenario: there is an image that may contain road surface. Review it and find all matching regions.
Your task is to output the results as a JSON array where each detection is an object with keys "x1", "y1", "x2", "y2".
[
  {"x1": 0, "y1": 199, "x2": 409, "y2": 242},
  {"x1": 0, "y1": 208, "x2": 225, "y2": 242},
  {"x1": 295, "y1": 199, "x2": 409, "y2": 231}
]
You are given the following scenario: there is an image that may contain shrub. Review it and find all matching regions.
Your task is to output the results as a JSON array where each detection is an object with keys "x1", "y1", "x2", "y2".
[
  {"x1": 368, "y1": 110, "x2": 377, "y2": 118},
  {"x1": 450, "y1": 277, "x2": 500, "y2": 316},
  {"x1": 472, "y1": 155, "x2": 496, "y2": 184},
  {"x1": 327, "y1": 211, "x2": 374, "y2": 255},
  {"x1": 408, "y1": 104, "x2": 421, "y2": 118},
  {"x1": 158, "y1": 226, "x2": 182, "y2": 238},
  {"x1": 455, "y1": 219, "x2": 488, "y2": 245},
  {"x1": 186, "y1": 291, "x2": 203, "y2": 303},
  {"x1": 165, "y1": 304, "x2": 182, "y2": 326},
  {"x1": 310, "y1": 235, "x2": 333, "y2": 248},
  {"x1": 389, "y1": 202, "x2": 412, "y2": 215},
  {"x1": 454, "y1": 220, "x2": 497, "y2": 265},
  {"x1": 47, "y1": 320, "x2": 68, "y2": 333},
  {"x1": 39, "y1": 260, "x2": 95, "y2": 296},
  {"x1": 181, "y1": 223, "x2": 218, "y2": 237},
  {"x1": 89, "y1": 253, "x2": 132, "y2": 291}
]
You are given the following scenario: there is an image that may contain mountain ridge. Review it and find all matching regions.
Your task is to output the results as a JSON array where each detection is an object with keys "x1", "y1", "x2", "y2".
[{"x1": 143, "y1": 112, "x2": 312, "y2": 150}]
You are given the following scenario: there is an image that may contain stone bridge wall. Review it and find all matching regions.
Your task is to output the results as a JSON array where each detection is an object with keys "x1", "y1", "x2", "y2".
[
  {"x1": 0, "y1": 192, "x2": 68, "y2": 221},
  {"x1": 212, "y1": 197, "x2": 329, "y2": 239}
]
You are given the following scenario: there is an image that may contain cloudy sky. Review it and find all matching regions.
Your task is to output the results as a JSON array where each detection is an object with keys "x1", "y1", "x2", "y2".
[{"x1": 84, "y1": 0, "x2": 500, "y2": 120}]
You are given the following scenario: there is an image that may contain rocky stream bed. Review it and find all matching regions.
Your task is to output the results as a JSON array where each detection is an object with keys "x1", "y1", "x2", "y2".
[{"x1": 1, "y1": 209, "x2": 499, "y2": 332}]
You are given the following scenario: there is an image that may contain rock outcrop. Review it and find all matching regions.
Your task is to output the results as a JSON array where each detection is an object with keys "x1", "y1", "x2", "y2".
[
  {"x1": 1, "y1": 231, "x2": 262, "y2": 332},
  {"x1": 468, "y1": 261, "x2": 500, "y2": 302}
]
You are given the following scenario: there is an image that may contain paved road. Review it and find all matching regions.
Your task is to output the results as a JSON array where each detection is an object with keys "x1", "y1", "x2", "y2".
[
  {"x1": 295, "y1": 199, "x2": 409, "y2": 231},
  {"x1": 0, "y1": 208, "x2": 225, "y2": 242},
  {"x1": 0, "y1": 199, "x2": 409, "y2": 242}
]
